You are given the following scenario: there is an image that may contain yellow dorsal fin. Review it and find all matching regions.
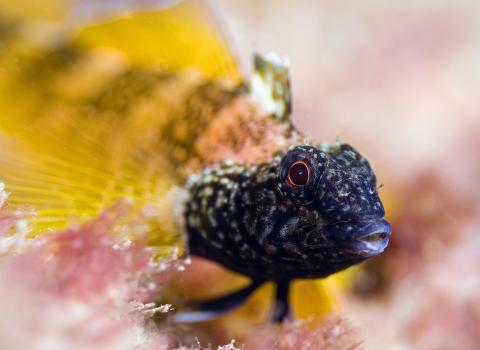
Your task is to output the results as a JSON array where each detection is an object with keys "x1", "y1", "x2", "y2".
[
  {"x1": 0, "y1": 1, "x2": 241, "y2": 254},
  {"x1": 74, "y1": 1, "x2": 241, "y2": 81}
]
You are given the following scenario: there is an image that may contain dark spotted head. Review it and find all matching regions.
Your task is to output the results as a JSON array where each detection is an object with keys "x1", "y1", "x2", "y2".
[{"x1": 186, "y1": 143, "x2": 391, "y2": 281}]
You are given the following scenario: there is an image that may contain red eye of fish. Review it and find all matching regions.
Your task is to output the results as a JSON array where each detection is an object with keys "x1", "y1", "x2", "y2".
[{"x1": 287, "y1": 160, "x2": 310, "y2": 187}]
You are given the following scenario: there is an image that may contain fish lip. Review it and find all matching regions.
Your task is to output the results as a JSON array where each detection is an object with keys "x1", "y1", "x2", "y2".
[
  {"x1": 353, "y1": 219, "x2": 392, "y2": 240},
  {"x1": 301, "y1": 218, "x2": 392, "y2": 257},
  {"x1": 351, "y1": 219, "x2": 392, "y2": 256}
]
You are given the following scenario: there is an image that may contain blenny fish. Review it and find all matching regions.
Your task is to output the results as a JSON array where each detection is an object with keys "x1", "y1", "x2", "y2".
[{"x1": 0, "y1": 0, "x2": 391, "y2": 323}]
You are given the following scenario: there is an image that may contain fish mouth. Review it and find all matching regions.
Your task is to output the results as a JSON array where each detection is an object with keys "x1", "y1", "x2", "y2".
[
  {"x1": 350, "y1": 219, "x2": 392, "y2": 257},
  {"x1": 301, "y1": 218, "x2": 392, "y2": 258}
]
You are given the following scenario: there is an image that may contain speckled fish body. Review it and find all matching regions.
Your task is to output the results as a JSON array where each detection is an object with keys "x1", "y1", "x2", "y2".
[{"x1": 186, "y1": 144, "x2": 390, "y2": 281}]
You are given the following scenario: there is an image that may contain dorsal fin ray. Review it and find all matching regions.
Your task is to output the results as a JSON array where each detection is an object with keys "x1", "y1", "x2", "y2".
[
  {"x1": 250, "y1": 52, "x2": 292, "y2": 125},
  {"x1": 73, "y1": 1, "x2": 241, "y2": 82}
]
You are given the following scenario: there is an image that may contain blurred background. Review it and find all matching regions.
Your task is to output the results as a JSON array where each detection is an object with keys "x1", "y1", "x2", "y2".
[{"x1": 0, "y1": 0, "x2": 479, "y2": 349}]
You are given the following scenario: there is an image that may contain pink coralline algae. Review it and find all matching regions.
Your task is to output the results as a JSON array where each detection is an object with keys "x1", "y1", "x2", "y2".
[
  {"x1": 240, "y1": 316, "x2": 360, "y2": 350},
  {"x1": 0, "y1": 196, "x2": 173, "y2": 349}
]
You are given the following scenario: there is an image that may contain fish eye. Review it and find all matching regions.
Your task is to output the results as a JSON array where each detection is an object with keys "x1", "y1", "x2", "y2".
[
  {"x1": 287, "y1": 160, "x2": 310, "y2": 187},
  {"x1": 278, "y1": 146, "x2": 327, "y2": 204}
]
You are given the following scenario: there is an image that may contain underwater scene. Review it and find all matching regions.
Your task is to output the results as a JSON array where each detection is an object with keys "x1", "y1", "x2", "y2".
[{"x1": 0, "y1": 1, "x2": 478, "y2": 349}]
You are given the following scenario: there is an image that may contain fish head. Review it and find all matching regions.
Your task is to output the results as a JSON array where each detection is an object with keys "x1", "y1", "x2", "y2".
[{"x1": 270, "y1": 143, "x2": 392, "y2": 276}]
